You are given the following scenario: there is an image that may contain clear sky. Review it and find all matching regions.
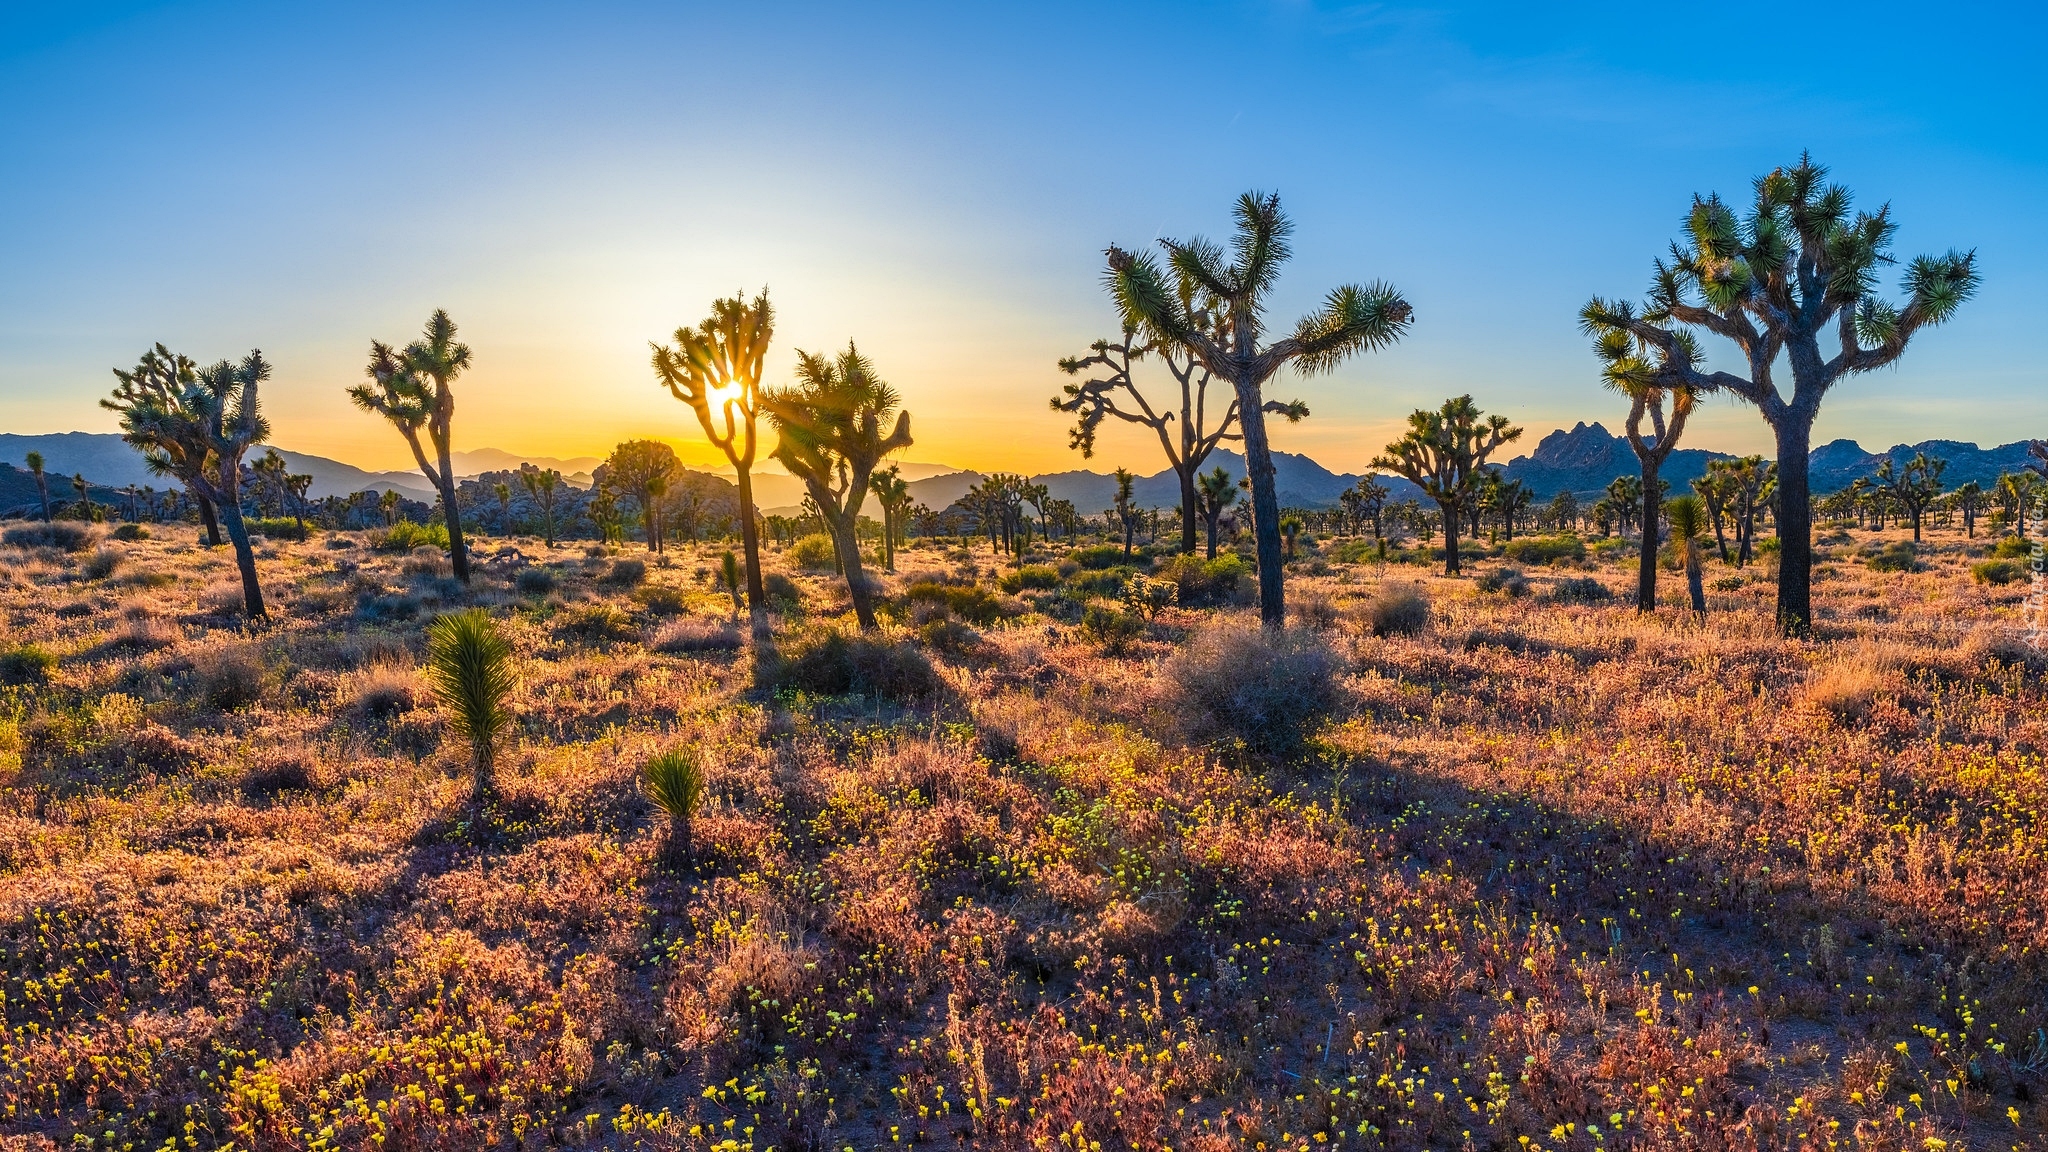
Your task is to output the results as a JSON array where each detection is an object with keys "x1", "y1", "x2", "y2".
[{"x1": 2, "y1": 1, "x2": 2042, "y2": 475}]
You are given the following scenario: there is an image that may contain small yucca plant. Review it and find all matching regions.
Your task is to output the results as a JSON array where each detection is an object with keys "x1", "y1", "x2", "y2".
[
  {"x1": 1664, "y1": 495, "x2": 1707, "y2": 621},
  {"x1": 642, "y1": 748, "x2": 705, "y2": 863},
  {"x1": 425, "y1": 608, "x2": 516, "y2": 800},
  {"x1": 721, "y1": 550, "x2": 743, "y2": 619}
]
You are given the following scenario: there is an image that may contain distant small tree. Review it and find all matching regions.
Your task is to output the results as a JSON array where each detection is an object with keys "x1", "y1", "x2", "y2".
[
  {"x1": 1874, "y1": 452, "x2": 1945, "y2": 542},
  {"x1": 1104, "y1": 192, "x2": 1413, "y2": 625},
  {"x1": 493, "y1": 482, "x2": 513, "y2": 536},
  {"x1": 1666, "y1": 494, "x2": 1708, "y2": 621},
  {"x1": 104, "y1": 346, "x2": 272, "y2": 617},
  {"x1": 1605, "y1": 476, "x2": 1642, "y2": 538},
  {"x1": 1195, "y1": 465, "x2": 1237, "y2": 558},
  {"x1": 1954, "y1": 480, "x2": 1983, "y2": 538},
  {"x1": 1278, "y1": 514, "x2": 1303, "y2": 559},
  {"x1": 518, "y1": 465, "x2": 563, "y2": 546},
  {"x1": 1581, "y1": 154, "x2": 1978, "y2": 633},
  {"x1": 868, "y1": 464, "x2": 912, "y2": 572},
  {"x1": 1583, "y1": 314, "x2": 1704, "y2": 612},
  {"x1": 1112, "y1": 467, "x2": 1139, "y2": 556},
  {"x1": 764, "y1": 342, "x2": 912, "y2": 630},
  {"x1": 1353, "y1": 475, "x2": 1390, "y2": 541},
  {"x1": 604, "y1": 440, "x2": 679, "y2": 554},
  {"x1": 23, "y1": 451, "x2": 50, "y2": 522},
  {"x1": 1491, "y1": 477, "x2": 1533, "y2": 540},
  {"x1": 1692, "y1": 467, "x2": 1733, "y2": 562},
  {"x1": 1372, "y1": 395, "x2": 1521, "y2": 575},
  {"x1": 1545, "y1": 490, "x2": 1580, "y2": 535},
  {"x1": 70, "y1": 474, "x2": 90, "y2": 520},
  {"x1": 351, "y1": 310, "x2": 477, "y2": 582}
]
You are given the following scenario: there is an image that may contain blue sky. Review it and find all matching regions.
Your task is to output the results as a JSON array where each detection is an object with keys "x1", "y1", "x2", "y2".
[{"x1": 2, "y1": 1, "x2": 2042, "y2": 474}]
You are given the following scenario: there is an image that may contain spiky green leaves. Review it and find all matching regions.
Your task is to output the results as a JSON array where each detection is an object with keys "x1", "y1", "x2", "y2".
[
  {"x1": 1665, "y1": 494, "x2": 1705, "y2": 543},
  {"x1": 1290, "y1": 282, "x2": 1414, "y2": 375},
  {"x1": 651, "y1": 289, "x2": 775, "y2": 456},
  {"x1": 642, "y1": 748, "x2": 705, "y2": 823},
  {"x1": 425, "y1": 608, "x2": 516, "y2": 794}
]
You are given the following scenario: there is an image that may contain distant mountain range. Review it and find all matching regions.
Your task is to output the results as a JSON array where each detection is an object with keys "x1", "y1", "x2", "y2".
[{"x1": 1, "y1": 428, "x2": 2039, "y2": 518}]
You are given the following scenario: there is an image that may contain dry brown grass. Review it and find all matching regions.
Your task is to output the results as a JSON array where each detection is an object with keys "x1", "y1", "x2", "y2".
[{"x1": 0, "y1": 523, "x2": 2042, "y2": 1150}]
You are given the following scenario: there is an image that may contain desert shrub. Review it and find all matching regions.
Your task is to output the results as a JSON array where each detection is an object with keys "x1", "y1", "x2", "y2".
[
  {"x1": 1159, "y1": 619, "x2": 1341, "y2": 756},
  {"x1": 402, "y1": 549, "x2": 453, "y2": 578},
  {"x1": 635, "y1": 583, "x2": 689, "y2": 615},
  {"x1": 905, "y1": 581, "x2": 1007, "y2": 626},
  {"x1": 1155, "y1": 552, "x2": 1249, "y2": 608},
  {"x1": 1119, "y1": 572, "x2": 1178, "y2": 620},
  {"x1": 917, "y1": 617, "x2": 980, "y2": 654},
  {"x1": 246, "y1": 517, "x2": 308, "y2": 541},
  {"x1": 111, "y1": 523, "x2": 149, "y2": 541},
  {"x1": 425, "y1": 608, "x2": 516, "y2": 797},
  {"x1": 999, "y1": 564, "x2": 1062, "y2": 592},
  {"x1": 1711, "y1": 574, "x2": 1746, "y2": 592},
  {"x1": 642, "y1": 748, "x2": 705, "y2": 862},
  {"x1": 3, "y1": 522, "x2": 97, "y2": 552},
  {"x1": 1289, "y1": 589, "x2": 1341, "y2": 629},
  {"x1": 1501, "y1": 534, "x2": 1584, "y2": 565},
  {"x1": 604, "y1": 558, "x2": 647, "y2": 587},
  {"x1": 325, "y1": 535, "x2": 356, "y2": 550},
  {"x1": 1862, "y1": 540, "x2": 1919, "y2": 572},
  {"x1": 374, "y1": 520, "x2": 448, "y2": 552},
  {"x1": 650, "y1": 617, "x2": 743, "y2": 653},
  {"x1": 241, "y1": 755, "x2": 312, "y2": 796},
  {"x1": 354, "y1": 661, "x2": 420, "y2": 718},
  {"x1": 1360, "y1": 583, "x2": 1431, "y2": 636},
  {"x1": 789, "y1": 533, "x2": 839, "y2": 571},
  {"x1": 356, "y1": 591, "x2": 422, "y2": 621},
  {"x1": 1806, "y1": 653, "x2": 1891, "y2": 721},
  {"x1": 1069, "y1": 543, "x2": 1130, "y2": 570},
  {"x1": 192, "y1": 644, "x2": 268, "y2": 711},
  {"x1": 1065, "y1": 568, "x2": 1128, "y2": 597},
  {"x1": 1547, "y1": 576, "x2": 1613, "y2": 604},
  {"x1": 554, "y1": 602, "x2": 637, "y2": 644},
  {"x1": 80, "y1": 546, "x2": 122, "y2": 580},
  {"x1": 514, "y1": 566, "x2": 557, "y2": 594},
  {"x1": 99, "y1": 616, "x2": 179, "y2": 653},
  {"x1": 1972, "y1": 559, "x2": 2023, "y2": 586},
  {"x1": 0, "y1": 643, "x2": 57, "y2": 686},
  {"x1": 773, "y1": 629, "x2": 938, "y2": 700},
  {"x1": 764, "y1": 572, "x2": 803, "y2": 610},
  {"x1": 1476, "y1": 566, "x2": 1529, "y2": 596},
  {"x1": 1990, "y1": 535, "x2": 2031, "y2": 559},
  {"x1": 1081, "y1": 603, "x2": 1146, "y2": 653}
]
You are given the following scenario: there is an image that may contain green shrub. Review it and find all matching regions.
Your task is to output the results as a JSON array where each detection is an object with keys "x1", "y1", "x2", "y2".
[
  {"x1": 192, "y1": 644, "x2": 268, "y2": 711},
  {"x1": 514, "y1": 567, "x2": 557, "y2": 594},
  {"x1": 1069, "y1": 543, "x2": 1131, "y2": 570},
  {"x1": 553, "y1": 602, "x2": 637, "y2": 643},
  {"x1": 1862, "y1": 541, "x2": 1919, "y2": 572},
  {"x1": 1160, "y1": 620, "x2": 1341, "y2": 756},
  {"x1": 604, "y1": 558, "x2": 647, "y2": 587},
  {"x1": 1991, "y1": 536, "x2": 2033, "y2": 559},
  {"x1": 1501, "y1": 534, "x2": 1584, "y2": 565},
  {"x1": 1154, "y1": 552, "x2": 1249, "y2": 608},
  {"x1": 0, "y1": 644, "x2": 57, "y2": 686},
  {"x1": 764, "y1": 572, "x2": 804, "y2": 610},
  {"x1": 635, "y1": 583, "x2": 689, "y2": 615},
  {"x1": 111, "y1": 523, "x2": 149, "y2": 541},
  {"x1": 999, "y1": 564, "x2": 1062, "y2": 592},
  {"x1": 905, "y1": 581, "x2": 1007, "y2": 626},
  {"x1": 774, "y1": 629, "x2": 938, "y2": 700},
  {"x1": 1080, "y1": 603, "x2": 1146, "y2": 653},
  {"x1": 1972, "y1": 559, "x2": 2024, "y2": 585},
  {"x1": 3, "y1": 522, "x2": 98, "y2": 552},
  {"x1": 789, "y1": 533, "x2": 839, "y2": 571},
  {"x1": 918, "y1": 617, "x2": 981, "y2": 654},
  {"x1": 1475, "y1": 566, "x2": 1529, "y2": 596},
  {"x1": 642, "y1": 748, "x2": 705, "y2": 862},
  {"x1": 374, "y1": 520, "x2": 449, "y2": 552},
  {"x1": 247, "y1": 517, "x2": 309, "y2": 541},
  {"x1": 1064, "y1": 568, "x2": 1128, "y2": 597},
  {"x1": 1547, "y1": 576, "x2": 1614, "y2": 604}
]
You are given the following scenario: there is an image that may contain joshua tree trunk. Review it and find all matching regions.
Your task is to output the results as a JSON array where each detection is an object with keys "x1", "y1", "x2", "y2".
[
  {"x1": 1771, "y1": 415, "x2": 1815, "y2": 635},
  {"x1": 434, "y1": 440, "x2": 471, "y2": 583},
  {"x1": 1178, "y1": 467, "x2": 1198, "y2": 555},
  {"x1": 1236, "y1": 381, "x2": 1287, "y2": 624},
  {"x1": 1437, "y1": 498, "x2": 1462, "y2": 575},
  {"x1": 1686, "y1": 554, "x2": 1706, "y2": 620},
  {"x1": 198, "y1": 494, "x2": 223, "y2": 545},
  {"x1": 735, "y1": 469, "x2": 768, "y2": 637},
  {"x1": 1637, "y1": 460, "x2": 1660, "y2": 613},
  {"x1": 215, "y1": 490, "x2": 266, "y2": 619},
  {"x1": 829, "y1": 515, "x2": 878, "y2": 630}
]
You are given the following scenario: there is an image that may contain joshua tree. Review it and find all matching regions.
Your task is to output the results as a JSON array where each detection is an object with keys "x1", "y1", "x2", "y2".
[
  {"x1": 492, "y1": 482, "x2": 513, "y2": 536},
  {"x1": 604, "y1": 440, "x2": 679, "y2": 554},
  {"x1": 351, "y1": 310, "x2": 477, "y2": 582},
  {"x1": 1104, "y1": 191, "x2": 1413, "y2": 625},
  {"x1": 1581, "y1": 155, "x2": 1978, "y2": 634},
  {"x1": 104, "y1": 346, "x2": 272, "y2": 618},
  {"x1": 1278, "y1": 514, "x2": 1303, "y2": 559},
  {"x1": 868, "y1": 464, "x2": 913, "y2": 572},
  {"x1": 764, "y1": 342, "x2": 912, "y2": 630},
  {"x1": 517, "y1": 464, "x2": 563, "y2": 547},
  {"x1": 378, "y1": 488, "x2": 401, "y2": 527},
  {"x1": 1489, "y1": 477, "x2": 1533, "y2": 540},
  {"x1": 1719, "y1": 456, "x2": 1775, "y2": 565},
  {"x1": 1112, "y1": 467, "x2": 1139, "y2": 556},
  {"x1": 1546, "y1": 490, "x2": 1580, "y2": 535},
  {"x1": 721, "y1": 550, "x2": 743, "y2": 619},
  {"x1": 1997, "y1": 472, "x2": 2040, "y2": 540},
  {"x1": 1195, "y1": 465, "x2": 1237, "y2": 559},
  {"x1": 1666, "y1": 494, "x2": 1708, "y2": 621},
  {"x1": 1692, "y1": 468, "x2": 1733, "y2": 562},
  {"x1": 1054, "y1": 321, "x2": 1305, "y2": 554},
  {"x1": 1955, "y1": 480, "x2": 1984, "y2": 538},
  {"x1": 23, "y1": 452, "x2": 50, "y2": 522},
  {"x1": 1605, "y1": 476, "x2": 1643, "y2": 538},
  {"x1": 70, "y1": 474, "x2": 90, "y2": 520},
  {"x1": 425, "y1": 608, "x2": 515, "y2": 803},
  {"x1": 1584, "y1": 320, "x2": 1705, "y2": 611},
  {"x1": 1372, "y1": 396, "x2": 1522, "y2": 575},
  {"x1": 652, "y1": 290, "x2": 775, "y2": 634},
  {"x1": 1875, "y1": 451, "x2": 1946, "y2": 542},
  {"x1": 641, "y1": 748, "x2": 705, "y2": 864},
  {"x1": 1353, "y1": 475, "x2": 1390, "y2": 541}
]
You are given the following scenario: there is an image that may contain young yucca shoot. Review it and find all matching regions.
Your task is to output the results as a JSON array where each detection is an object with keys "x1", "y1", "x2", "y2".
[
  {"x1": 721, "y1": 550, "x2": 743, "y2": 619},
  {"x1": 642, "y1": 748, "x2": 705, "y2": 862},
  {"x1": 424, "y1": 608, "x2": 515, "y2": 801},
  {"x1": 1665, "y1": 495, "x2": 1708, "y2": 621}
]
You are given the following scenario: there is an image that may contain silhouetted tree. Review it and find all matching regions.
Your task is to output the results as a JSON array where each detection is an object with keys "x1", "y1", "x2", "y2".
[
  {"x1": 518, "y1": 465, "x2": 563, "y2": 547},
  {"x1": 351, "y1": 310, "x2": 477, "y2": 582},
  {"x1": 1875, "y1": 451, "x2": 1945, "y2": 542},
  {"x1": 1584, "y1": 317, "x2": 1704, "y2": 611},
  {"x1": 1372, "y1": 396, "x2": 1521, "y2": 575},
  {"x1": 605, "y1": 440, "x2": 679, "y2": 554},
  {"x1": 23, "y1": 451, "x2": 50, "y2": 522},
  {"x1": 1195, "y1": 465, "x2": 1237, "y2": 558}
]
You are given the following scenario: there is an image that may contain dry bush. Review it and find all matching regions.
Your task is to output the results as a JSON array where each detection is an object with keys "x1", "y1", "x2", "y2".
[
  {"x1": 553, "y1": 601, "x2": 637, "y2": 644},
  {"x1": 353, "y1": 659, "x2": 421, "y2": 717},
  {"x1": 191, "y1": 642, "x2": 269, "y2": 711},
  {"x1": 1158, "y1": 618, "x2": 1342, "y2": 756},
  {"x1": 649, "y1": 616, "x2": 743, "y2": 653},
  {"x1": 99, "y1": 615, "x2": 179, "y2": 653},
  {"x1": 401, "y1": 547, "x2": 453, "y2": 577},
  {"x1": 197, "y1": 580, "x2": 246, "y2": 615},
  {"x1": 603, "y1": 557, "x2": 647, "y2": 586},
  {"x1": 1356, "y1": 581, "x2": 1431, "y2": 636},
  {"x1": 80, "y1": 546, "x2": 122, "y2": 580},
  {"x1": 772, "y1": 628, "x2": 938, "y2": 700},
  {"x1": 1289, "y1": 588, "x2": 1341, "y2": 629},
  {"x1": 2, "y1": 521, "x2": 98, "y2": 552},
  {"x1": 1804, "y1": 644, "x2": 1900, "y2": 721}
]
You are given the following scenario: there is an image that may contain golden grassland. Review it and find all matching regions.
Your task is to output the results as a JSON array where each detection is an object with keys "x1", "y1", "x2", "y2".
[{"x1": 0, "y1": 522, "x2": 2044, "y2": 1152}]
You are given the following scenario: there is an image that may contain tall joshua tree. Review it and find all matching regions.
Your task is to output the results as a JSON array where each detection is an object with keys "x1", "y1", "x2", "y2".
[
  {"x1": 351, "y1": 310, "x2": 476, "y2": 582},
  {"x1": 1875, "y1": 451, "x2": 1945, "y2": 542},
  {"x1": 23, "y1": 452, "x2": 51, "y2": 522},
  {"x1": 1581, "y1": 154, "x2": 1977, "y2": 634},
  {"x1": 652, "y1": 290, "x2": 775, "y2": 635},
  {"x1": 764, "y1": 342, "x2": 912, "y2": 631},
  {"x1": 1372, "y1": 396, "x2": 1521, "y2": 576},
  {"x1": 518, "y1": 464, "x2": 563, "y2": 547},
  {"x1": 1104, "y1": 191, "x2": 1413, "y2": 625},
  {"x1": 104, "y1": 347, "x2": 272, "y2": 617},
  {"x1": 1584, "y1": 320, "x2": 1703, "y2": 611},
  {"x1": 1054, "y1": 321, "x2": 1305, "y2": 554}
]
